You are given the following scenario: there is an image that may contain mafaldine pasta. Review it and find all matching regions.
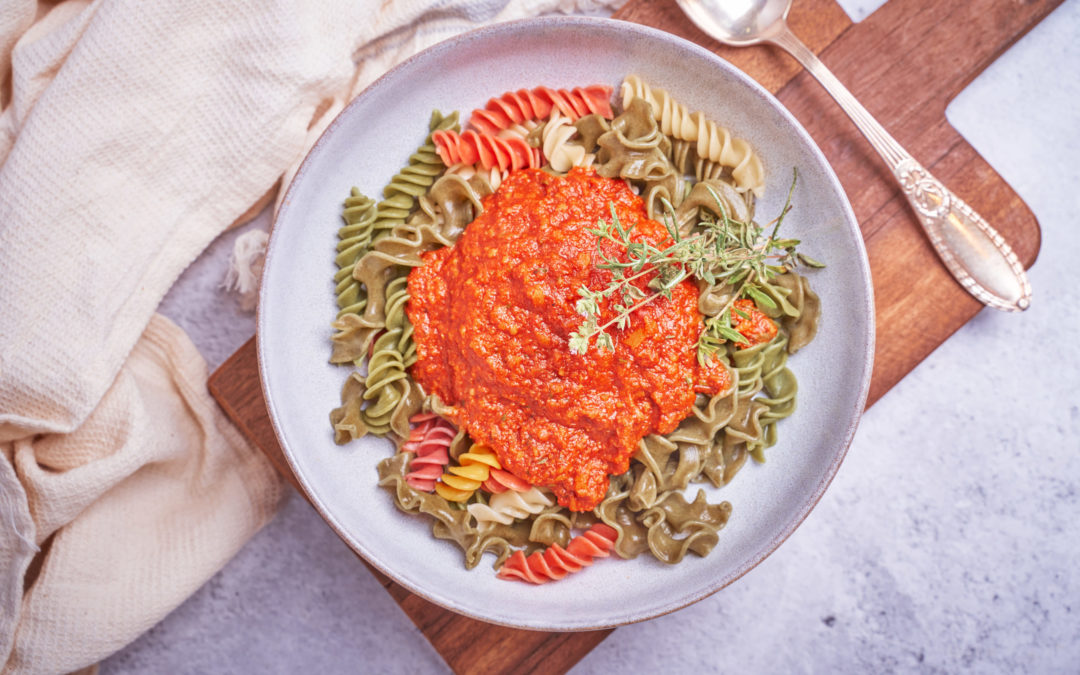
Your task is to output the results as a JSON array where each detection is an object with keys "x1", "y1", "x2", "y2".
[{"x1": 328, "y1": 77, "x2": 822, "y2": 583}]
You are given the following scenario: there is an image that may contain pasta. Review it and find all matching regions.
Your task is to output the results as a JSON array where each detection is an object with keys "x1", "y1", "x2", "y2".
[
  {"x1": 330, "y1": 77, "x2": 823, "y2": 583},
  {"x1": 445, "y1": 162, "x2": 505, "y2": 192},
  {"x1": 330, "y1": 171, "x2": 494, "y2": 438},
  {"x1": 433, "y1": 128, "x2": 542, "y2": 172},
  {"x1": 360, "y1": 275, "x2": 417, "y2": 435},
  {"x1": 334, "y1": 190, "x2": 377, "y2": 318},
  {"x1": 497, "y1": 523, "x2": 618, "y2": 584},
  {"x1": 436, "y1": 444, "x2": 502, "y2": 503},
  {"x1": 468, "y1": 487, "x2": 554, "y2": 526},
  {"x1": 482, "y1": 467, "x2": 531, "y2": 494},
  {"x1": 402, "y1": 412, "x2": 456, "y2": 492},
  {"x1": 620, "y1": 74, "x2": 765, "y2": 197},
  {"x1": 536, "y1": 111, "x2": 595, "y2": 172},
  {"x1": 468, "y1": 85, "x2": 614, "y2": 135},
  {"x1": 590, "y1": 97, "x2": 684, "y2": 221}
]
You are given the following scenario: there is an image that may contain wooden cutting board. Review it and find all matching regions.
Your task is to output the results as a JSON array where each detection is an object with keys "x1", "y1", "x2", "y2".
[{"x1": 208, "y1": 0, "x2": 1053, "y2": 672}]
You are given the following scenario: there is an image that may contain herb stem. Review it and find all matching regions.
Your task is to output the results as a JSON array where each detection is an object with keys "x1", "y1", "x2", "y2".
[
  {"x1": 593, "y1": 270, "x2": 689, "y2": 334},
  {"x1": 570, "y1": 168, "x2": 816, "y2": 361}
]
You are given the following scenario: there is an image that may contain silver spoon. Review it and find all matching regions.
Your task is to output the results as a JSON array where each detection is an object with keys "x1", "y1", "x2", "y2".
[{"x1": 676, "y1": 0, "x2": 1032, "y2": 312}]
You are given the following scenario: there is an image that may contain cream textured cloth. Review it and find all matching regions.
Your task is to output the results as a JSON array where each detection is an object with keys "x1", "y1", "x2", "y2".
[{"x1": 0, "y1": 1, "x2": 619, "y2": 672}]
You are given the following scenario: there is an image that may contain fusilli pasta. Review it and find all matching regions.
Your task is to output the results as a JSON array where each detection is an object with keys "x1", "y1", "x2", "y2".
[
  {"x1": 334, "y1": 190, "x2": 377, "y2": 318},
  {"x1": 537, "y1": 111, "x2": 594, "y2": 173},
  {"x1": 468, "y1": 85, "x2": 614, "y2": 135},
  {"x1": 468, "y1": 487, "x2": 553, "y2": 526},
  {"x1": 620, "y1": 74, "x2": 765, "y2": 197},
  {"x1": 370, "y1": 111, "x2": 459, "y2": 243},
  {"x1": 329, "y1": 79, "x2": 822, "y2": 582},
  {"x1": 436, "y1": 444, "x2": 502, "y2": 502},
  {"x1": 361, "y1": 275, "x2": 418, "y2": 435},
  {"x1": 402, "y1": 412, "x2": 456, "y2": 492},
  {"x1": 496, "y1": 523, "x2": 618, "y2": 583},
  {"x1": 433, "y1": 128, "x2": 542, "y2": 172}
]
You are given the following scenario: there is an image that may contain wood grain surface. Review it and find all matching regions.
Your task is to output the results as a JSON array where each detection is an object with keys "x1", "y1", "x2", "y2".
[{"x1": 209, "y1": 0, "x2": 1057, "y2": 672}]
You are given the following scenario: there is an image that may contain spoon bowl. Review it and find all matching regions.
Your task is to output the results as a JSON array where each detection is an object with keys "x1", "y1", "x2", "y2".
[{"x1": 678, "y1": 0, "x2": 792, "y2": 46}]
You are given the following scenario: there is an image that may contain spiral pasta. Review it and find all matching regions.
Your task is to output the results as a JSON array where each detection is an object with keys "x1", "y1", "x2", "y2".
[
  {"x1": 329, "y1": 371, "x2": 367, "y2": 445},
  {"x1": 771, "y1": 271, "x2": 821, "y2": 353},
  {"x1": 537, "y1": 111, "x2": 594, "y2": 173},
  {"x1": 329, "y1": 113, "x2": 459, "y2": 362},
  {"x1": 498, "y1": 120, "x2": 539, "y2": 141},
  {"x1": 468, "y1": 487, "x2": 553, "y2": 526},
  {"x1": 595, "y1": 473, "x2": 733, "y2": 564},
  {"x1": 360, "y1": 275, "x2": 419, "y2": 435},
  {"x1": 737, "y1": 333, "x2": 795, "y2": 459},
  {"x1": 482, "y1": 467, "x2": 531, "y2": 494},
  {"x1": 620, "y1": 74, "x2": 765, "y2": 197},
  {"x1": 496, "y1": 523, "x2": 618, "y2": 583},
  {"x1": 675, "y1": 177, "x2": 753, "y2": 235},
  {"x1": 468, "y1": 85, "x2": 614, "y2": 135},
  {"x1": 402, "y1": 412, "x2": 456, "y2": 492},
  {"x1": 330, "y1": 172, "x2": 494, "y2": 439},
  {"x1": 638, "y1": 490, "x2": 732, "y2": 564},
  {"x1": 627, "y1": 436, "x2": 704, "y2": 512},
  {"x1": 470, "y1": 88, "x2": 553, "y2": 135},
  {"x1": 536, "y1": 85, "x2": 614, "y2": 121},
  {"x1": 671, "y1": 138, "x2": 723, "y2": 182},
  {"x1": 445, "y1": 162, "x2": 505, "y2": 192},
  {"x1": 379, "y1": 450, "x2": 543, "y2": 570},
  {"x1": 527, "y1": 507, "x2": 583, "y2": 548},
  {"x1": 592, "y1": 97, "x2": 683, "y2": 221},
  {"x1": 730, "y1": 335, "x2": 772, "y2": 400},
  {"x1": 433, "y1": 129, "x2": 542, "y2": 173},
  {"x1": 348, "y1": 172, "x2": 492, "y2": 355},
  {"x1": 436, "y1": 444, "x2": 502, "y2": 502}
]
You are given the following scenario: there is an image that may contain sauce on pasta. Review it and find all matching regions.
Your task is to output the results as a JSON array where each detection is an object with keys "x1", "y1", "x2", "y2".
[
  {"x1": 407, "y1": 168, "x2": 730, "y2": 511},
  {"x1": 731, "y1": 298, "x2": 778, "y2": 350}
]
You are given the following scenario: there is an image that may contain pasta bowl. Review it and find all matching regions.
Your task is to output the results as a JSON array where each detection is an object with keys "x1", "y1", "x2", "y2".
[{"x1": 258, "y1": 16, "x2": 873, "y2": 629}]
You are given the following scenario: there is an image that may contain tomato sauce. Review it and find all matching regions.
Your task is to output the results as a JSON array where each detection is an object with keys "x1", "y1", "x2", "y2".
[
  {"x1": 406, "y1": 168, "x2": 731, "y2": 511},
  {"x1": 731, "y1": 298, "x2": 778, "y2": 350}
]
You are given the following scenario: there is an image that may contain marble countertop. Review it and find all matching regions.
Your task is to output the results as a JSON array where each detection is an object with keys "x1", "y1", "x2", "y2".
[{"x1": 102, "y1": 1, "x2": 1080, "y2": 672}]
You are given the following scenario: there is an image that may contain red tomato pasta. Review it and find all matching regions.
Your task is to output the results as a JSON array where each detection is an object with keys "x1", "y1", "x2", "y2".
[{"x1": 468, "y1": 85, "x2": 614, "y2": 135}]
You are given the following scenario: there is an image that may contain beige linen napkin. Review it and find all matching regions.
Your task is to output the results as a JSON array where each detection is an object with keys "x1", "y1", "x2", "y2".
[{"x1": 0, "y1": 1, "x2": 619, "y2": 672}]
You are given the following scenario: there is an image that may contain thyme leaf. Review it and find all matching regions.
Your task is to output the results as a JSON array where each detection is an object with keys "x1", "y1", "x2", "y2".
[{"x1": 570, "y1": 169, "x2": 821, "y2": 363}]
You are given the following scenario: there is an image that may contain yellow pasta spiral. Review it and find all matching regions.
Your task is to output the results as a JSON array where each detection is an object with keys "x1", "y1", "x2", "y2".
[{"x1": 435, "y1": 444, "x2": 501, "y2": 502}]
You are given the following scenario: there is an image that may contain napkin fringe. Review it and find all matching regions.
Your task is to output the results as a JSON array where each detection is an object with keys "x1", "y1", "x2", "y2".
[{"x1": 223, "y1": 229, "x2": 269, "y2": 312}]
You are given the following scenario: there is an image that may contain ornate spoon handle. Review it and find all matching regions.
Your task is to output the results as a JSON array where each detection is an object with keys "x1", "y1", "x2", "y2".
[{"x1": 771, "y1": 29, "x2": 1032, "y2": 311}]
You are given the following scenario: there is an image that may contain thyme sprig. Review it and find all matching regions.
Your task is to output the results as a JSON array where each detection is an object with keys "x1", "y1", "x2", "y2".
[{"x1": 569, "y1": 169, "x2": 821, "y2": 362}]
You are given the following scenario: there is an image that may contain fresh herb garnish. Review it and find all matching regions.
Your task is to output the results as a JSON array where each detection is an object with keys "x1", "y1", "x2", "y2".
[{"x1": 569, "y1": 169, "x2": 819, "y2": 363}]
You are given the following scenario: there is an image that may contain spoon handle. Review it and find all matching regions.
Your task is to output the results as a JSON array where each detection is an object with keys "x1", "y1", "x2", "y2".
[{"x1": 771, "y1": 29, "x2": 1031, "y2": 312}]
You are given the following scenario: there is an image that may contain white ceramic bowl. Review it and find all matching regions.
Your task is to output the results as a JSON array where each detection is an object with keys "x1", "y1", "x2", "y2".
[{"x1": 258, "y1": 16, "x2": 874, "y2": 630}]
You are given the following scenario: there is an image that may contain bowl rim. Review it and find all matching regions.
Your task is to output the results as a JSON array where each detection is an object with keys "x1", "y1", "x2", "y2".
[{"x1": 256, "y1": 14, "x2": 875, "y2": 631}]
